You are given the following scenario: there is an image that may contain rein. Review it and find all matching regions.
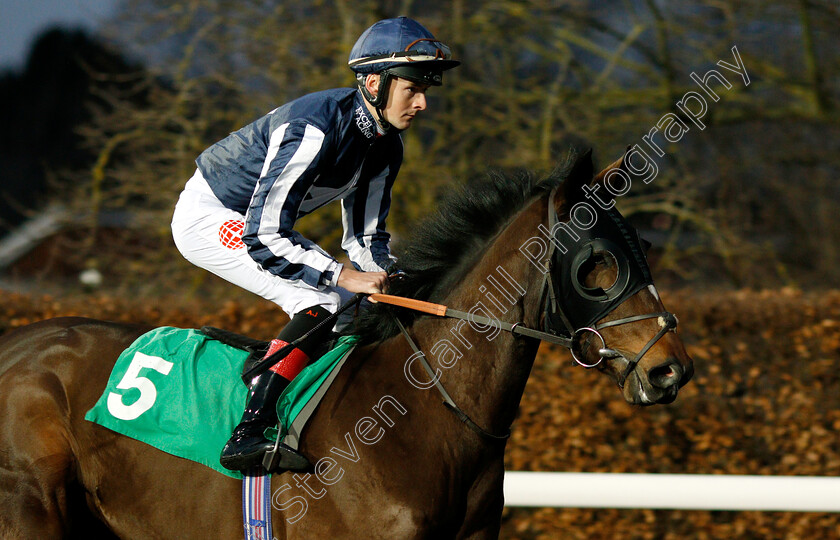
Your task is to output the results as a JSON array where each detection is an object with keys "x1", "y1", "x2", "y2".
[
  {"x1": 392, "y1": 316, "x2": 510, "y2": 442},
  {"x1": 369, "y1": 293, "x2": 574, "y2": 348},
  {"x1": 369, "y1": 190, "x2": 678, "y2": 440},
  {"x1": 370, "y1": 291, "x2": 675, "y2": 442}
]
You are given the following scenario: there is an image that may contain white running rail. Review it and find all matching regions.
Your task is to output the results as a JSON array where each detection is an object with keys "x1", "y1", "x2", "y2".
[{"x1": 504, "y1": 472, "x2": 840, "y2": 512}]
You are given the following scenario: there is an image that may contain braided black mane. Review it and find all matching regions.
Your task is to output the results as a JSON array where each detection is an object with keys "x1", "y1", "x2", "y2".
[{"x1": 347, "y1": 149, "x2": 592, "y2": 344}]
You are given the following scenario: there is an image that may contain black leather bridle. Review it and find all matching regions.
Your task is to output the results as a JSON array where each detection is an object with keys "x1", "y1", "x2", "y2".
[
  {"x1": 389, "y1": 188, "x2": 679, "y2": 441},
  {"x1": 537, "y1": 187, "x2": 679, "y2": 387}
]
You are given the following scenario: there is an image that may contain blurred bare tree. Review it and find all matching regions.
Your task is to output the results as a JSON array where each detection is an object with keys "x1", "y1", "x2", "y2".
[{"x1": 63, "y1": 0, "x2": 839, "y2": 295}]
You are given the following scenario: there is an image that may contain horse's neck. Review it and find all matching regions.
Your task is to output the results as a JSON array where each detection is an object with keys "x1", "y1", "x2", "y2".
[{"x1": 410, "y1": 196, "x2": 548, "y2": 436}]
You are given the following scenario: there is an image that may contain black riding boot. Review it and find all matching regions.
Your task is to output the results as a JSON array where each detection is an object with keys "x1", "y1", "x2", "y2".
[
  {"x1": 219, "y1": 371, "x2": 310, "y2": 472},
  {"x1": 219, "y1": 304, "x2": 332, "y2": 472}
]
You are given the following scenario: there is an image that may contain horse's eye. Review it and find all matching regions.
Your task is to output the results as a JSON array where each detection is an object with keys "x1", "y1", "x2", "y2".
[
  {"x1": 576, "y1": 250, "x2": 618, "y2": 291},
  {"x1": 593, "y1": 252, "x2": 615, "y2": 267}
]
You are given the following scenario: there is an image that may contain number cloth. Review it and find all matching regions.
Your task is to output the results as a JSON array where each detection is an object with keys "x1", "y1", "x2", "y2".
[{"x1": 85, "y1": 327, "x2": 358, "y2": 479}]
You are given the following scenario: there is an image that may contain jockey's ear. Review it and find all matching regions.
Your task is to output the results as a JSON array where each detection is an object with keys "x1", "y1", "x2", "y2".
[{"x1": 365, "y1": 73, "x2": 381, "y2": 97}]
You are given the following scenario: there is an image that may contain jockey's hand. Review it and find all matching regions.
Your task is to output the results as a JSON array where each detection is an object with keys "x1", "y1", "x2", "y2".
[{"x1": 337, "y1": 268, "x2": 388, "y2": 296}]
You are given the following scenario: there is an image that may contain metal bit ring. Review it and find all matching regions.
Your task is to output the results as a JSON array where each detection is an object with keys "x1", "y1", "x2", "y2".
[{"x1": 571, "y1": 327, "x2": 606, "y2": 368}]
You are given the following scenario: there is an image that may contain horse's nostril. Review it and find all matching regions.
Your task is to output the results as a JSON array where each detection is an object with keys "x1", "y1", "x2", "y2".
[{"x1": 649, "y1": 361, "x2": 682, "y2": 389}]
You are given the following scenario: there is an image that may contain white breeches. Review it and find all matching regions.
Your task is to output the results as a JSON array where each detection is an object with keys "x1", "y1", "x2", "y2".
[{"x1": 171, "y1": 170, "x2": 354, "y2": 319}]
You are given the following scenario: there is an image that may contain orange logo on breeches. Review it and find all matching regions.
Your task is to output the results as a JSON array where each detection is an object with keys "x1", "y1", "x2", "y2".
[{"x1": 219, "y1": 220, "x2": 246, "y2": 249}]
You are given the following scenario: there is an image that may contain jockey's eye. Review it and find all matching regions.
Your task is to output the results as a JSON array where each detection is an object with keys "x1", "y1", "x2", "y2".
[{"x1": 405, "y1": 83, "x2": 429, "y2": 95}]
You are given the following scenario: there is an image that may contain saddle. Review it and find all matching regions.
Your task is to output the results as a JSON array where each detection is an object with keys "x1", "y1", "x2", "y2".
[
  {"x1": 198, "y1": 326, "x2": 336, "y2": 384},
  {"x1": 199, "y1": 326, "x2": 269, "y2": 384}
]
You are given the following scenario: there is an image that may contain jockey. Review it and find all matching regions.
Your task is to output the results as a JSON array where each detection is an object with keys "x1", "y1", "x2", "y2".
[{"x1": 170, "y1": 17, "x2": 459, "y2": 472}]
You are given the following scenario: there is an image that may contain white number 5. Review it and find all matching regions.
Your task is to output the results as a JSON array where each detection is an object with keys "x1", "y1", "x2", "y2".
[{"x1": 107, "y1": 352, "x2": 174, "y2": 420}]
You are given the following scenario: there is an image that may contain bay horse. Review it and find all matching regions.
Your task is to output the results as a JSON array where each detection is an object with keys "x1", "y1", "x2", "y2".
[{"x1": 0, "y1": 150, "x2": 693, "y2": 539}]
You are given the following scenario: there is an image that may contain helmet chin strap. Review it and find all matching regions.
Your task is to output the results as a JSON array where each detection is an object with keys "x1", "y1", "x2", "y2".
[
  {"x1": 358, "y1": 72, "x2": 394, "y2": 133},
  {"x1": 373, "y1": 104, "x2": 392, "y2": 132}
]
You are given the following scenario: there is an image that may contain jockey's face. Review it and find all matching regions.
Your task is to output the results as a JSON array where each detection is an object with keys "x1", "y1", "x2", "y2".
[{"x1": 365, "y1": 74, "x2": 430, "y2": 130}]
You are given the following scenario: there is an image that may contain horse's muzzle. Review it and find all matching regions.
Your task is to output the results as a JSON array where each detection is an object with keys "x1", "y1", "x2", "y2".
[
  {"x1": 624, "y1": 357, "x2": 691, "y2": 405},
  {"x1": 648, "y1": 358, "x2": 685, "y2": 390}
]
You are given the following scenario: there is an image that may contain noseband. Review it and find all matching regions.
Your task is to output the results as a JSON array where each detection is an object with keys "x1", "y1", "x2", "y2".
[{"x1": 569, "y1": 312, "x2": 678, "y2": 387}]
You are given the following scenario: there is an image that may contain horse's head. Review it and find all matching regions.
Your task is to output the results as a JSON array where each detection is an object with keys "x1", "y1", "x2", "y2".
[{"x1": 543, "y1": 149, "x2": 694, "y2": 405}]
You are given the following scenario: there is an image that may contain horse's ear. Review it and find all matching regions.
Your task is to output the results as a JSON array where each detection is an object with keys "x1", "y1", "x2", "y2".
[
  {"x1": 560, "y1": 148, "x2": 594, "y2": 206},
  {"x1": 592, "y1": 145, "x2": 631, "y2": 188}
]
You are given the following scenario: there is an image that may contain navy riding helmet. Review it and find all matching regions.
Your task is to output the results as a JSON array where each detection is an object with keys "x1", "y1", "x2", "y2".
[{"x1": 349, "y1": 17, "x2": 460, "y2": 109}]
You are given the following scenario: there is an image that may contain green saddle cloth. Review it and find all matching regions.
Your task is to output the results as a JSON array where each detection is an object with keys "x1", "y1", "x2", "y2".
[{"x1": 85, "y1": 326, "x2": 358, "y2": 479}]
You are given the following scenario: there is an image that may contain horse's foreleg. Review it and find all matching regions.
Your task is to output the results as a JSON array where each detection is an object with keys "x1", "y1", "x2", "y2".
[{"x1": 455, "y1": 461, "x2": 505, "y2": 540}]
